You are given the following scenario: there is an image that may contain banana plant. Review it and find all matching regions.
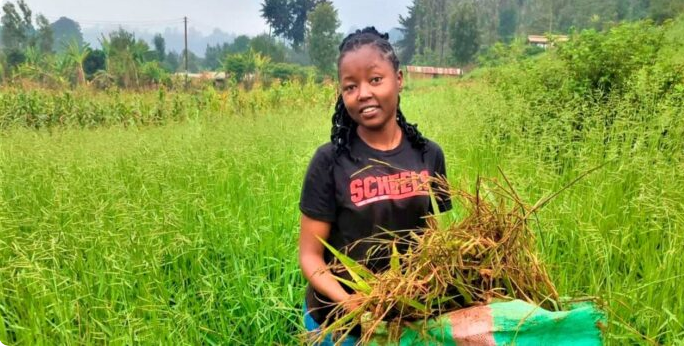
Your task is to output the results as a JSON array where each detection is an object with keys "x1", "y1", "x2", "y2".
[{"x1": 66, "y1": 40, "x2": 91, "y2": 86}]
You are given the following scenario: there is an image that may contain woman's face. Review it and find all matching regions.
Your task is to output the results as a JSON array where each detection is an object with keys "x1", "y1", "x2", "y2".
[{"x1": 338, "y1": 45, "x2": 403, "y2": 132}]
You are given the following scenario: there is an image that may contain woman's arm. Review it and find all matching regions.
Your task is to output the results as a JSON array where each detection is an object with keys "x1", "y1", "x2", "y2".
[{"x1": 299, "y1": 213, "x2": 361, "y2": 311}]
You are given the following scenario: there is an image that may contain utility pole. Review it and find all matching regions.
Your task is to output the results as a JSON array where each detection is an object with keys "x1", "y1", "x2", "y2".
[{"x1": 184, "y1": 16, "x2": 188, "y2": 88}]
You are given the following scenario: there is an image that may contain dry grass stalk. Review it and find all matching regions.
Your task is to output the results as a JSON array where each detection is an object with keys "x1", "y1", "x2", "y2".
[{"x1": 312, "y1": 171, "x2": 568, "y2": 345}]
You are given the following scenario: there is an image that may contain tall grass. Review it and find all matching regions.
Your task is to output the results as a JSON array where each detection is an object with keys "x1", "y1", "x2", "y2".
[
  {"x1": 0, "y1": 87, "x2": 332, "y2": 345},
  {"x1": 1, "y1": 75, "x2": 683, "y2": 344}
]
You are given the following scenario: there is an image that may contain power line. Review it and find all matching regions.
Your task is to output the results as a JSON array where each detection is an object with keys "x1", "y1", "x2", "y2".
[{"x1": 44, "y1": 16, "x2": 185, "y2": 25}]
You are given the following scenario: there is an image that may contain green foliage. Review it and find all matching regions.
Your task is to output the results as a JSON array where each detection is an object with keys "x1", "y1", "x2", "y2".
[
  {"x1": 163, "y1": 51, "x2": 181, "y2": 73},
  {"x1": 411, "y1": 48, "x2": 441, "y2": 67},
  {"x1": 96, "y1": 28, "x2": 164, "y2": 88},
  {"x1": 0, "y1": 53, "x2": 5, "y2": 80},
  {"x1": 649, "y1": 0, "x2": 684, "y2": 23},
  {"x1": 83, "y1": 49, "x2": 106, "y2": 79},
  {"x1": 139, "y1": 61, "x2": 168, "y2": 86},
  {"x1": 222, "y1": 50, "x2": 258, "y2": 83},
  {"x1": 263, "y1": 62, "x2": 314, "y2": 82},
  {"x1": 204, "y1": 36, "x2": 252, "y2": 71},
  {"x1": 397, "y1": 3, "x2": 418, "y2": 64},
  {"x1": 1, "y1": 1, "x2": 30, "y2": 51},
  {"x1": 260, "y1": 0, "x2": 323, "y2": 50},
  {"x1": 231, "y1": 35, "x2": 251, "y2": 53},
  {"x1": 497, "y1": 3, "x2": 518, "y2": 43},
  {"x1": 306, "y1": 1, "x2": 340, "y2": 76},
  {"x1": 449, "y1": 1, "x2": 480, "y2": 66},
  {"x1": 412, "y1": 0, "x2": 453, "y2": 66},
  {"x1": 65, "y1": 40, "x2": 90, "y2": 86},
  {"x1": 0, "y1": 80, "x2": 338, "y2": 345},
  {"x1": 477, "y1": 38, "x2": 544, "y2": 67},
  {"x1": 203, "y1": 44, "x2": 225, "y2": 71},
  {"x1": 100, "y1": 29, "x2": 139, "y2": 88},
  {"x1": 1, "y1": 1, "x2": 52, "y2": 56},
  {"x1": 481, "y1": 17, "x2": 684, "y2": 174},
  {"x1": 5, "y1": 48, "x2": 25, "y2": 70},
  {"x1": 260, "y1": 0, "x2": 290, "y2": 39},
  {"x1": 153, "y1": 33, "x2": 165, "y2": 62},
  {"x1": 1, "y1": 69, "x2": 683, "y2": 345},
  {"x1": 250, "y1": 34, "x2": 287, "y2": 63},
  {"x1": 34, "y1": 14, "x2": 52, "y2": 54},
  {"x1": 0, "y1": 78, "x2": 334, "y2": 128},
  {"x1": 398, "y1": 0, "x2": 684, "y2": 65},
  {"x1": 557, "y1": 20, "x2": 665, "y2": 93}
]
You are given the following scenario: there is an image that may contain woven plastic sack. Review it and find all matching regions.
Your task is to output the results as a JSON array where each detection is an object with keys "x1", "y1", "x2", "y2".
[{"x1": 365, "y1": 299, "x2": 605, "y2": 346}]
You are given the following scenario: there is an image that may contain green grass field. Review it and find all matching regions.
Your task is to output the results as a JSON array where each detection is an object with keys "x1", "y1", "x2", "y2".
[{"x1": 1, "y1": 78, "x2": 683, "y2": 345}]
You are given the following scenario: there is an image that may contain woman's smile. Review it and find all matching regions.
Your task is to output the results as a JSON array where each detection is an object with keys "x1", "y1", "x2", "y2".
[{"x1": 360, "y1": 105, "x2": 381, "y2": 119}]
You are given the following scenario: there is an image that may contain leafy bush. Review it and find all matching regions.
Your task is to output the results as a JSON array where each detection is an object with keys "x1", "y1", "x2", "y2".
[
  {"x1": 556, "y1": 21, "x2": 665, "y2": 94},
  {"x1": 222, "y1": 51, "x2": 256, "y2": 83},
  {"x1": 478, "y1": 38, "x2": 544, "y2": 67},
  {"x1": 263, "y1": 62, "x2": 314, "y2": 83},
  {"x1": 479, "y1": 17, "x2": 684, "y2": 170}
]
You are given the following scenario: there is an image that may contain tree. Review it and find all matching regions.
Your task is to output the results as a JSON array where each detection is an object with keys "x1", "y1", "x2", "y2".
[
  {"x1": 260, "y1": 0, "x2": 322, "y2": 49},
  {"x1": 153, "y1": 33, "x2": 165, "y2": 62},
  {"x1": 83, "y1": 48, "x2": 106, "y2": 79},
  {"x1": 397, "y1": 2, "x2": 418, "y2": 64},
  {"x1": 230, "y1": 35, "x2": 251, "y2": 53},
  {"x1": 449, "y1": 1, "x2": 480, "y2": 66},
  {"x1": 204, "y1": 43, "x2": 229, "y2": 70},
  {"x1": 139, "y1": 61, "x2": 167, "y2": 86},
  {"x1": 261, "y1": 0, "x2": 290, "y2": 38},
  {"x1": 131, "y1": 38, "x2": 154, "y2": 64},
  {"x1": 409, "y1": 0, "x2": 453, "y2": 66},
  {"x1": 497, "y1": 2, "x2": 518, "y2": 43},
  {"x1": 251, "y1": 33, "x2": 286, "y2": 63},
  {"x1": 306, "y1": 1, "x2": 340, "y2": 76},
  {"x1": 649, "y1": 0, "x2": 684, "y2": 23},
  {"x1": 66, "y1": 40, "x2": 90, "y2": 85},
  {"x1": 35, "y1": 14, "x2": 52, "y2": 54},
  {"x1": 1, "y1": 1, "x2": 30, "y2": 51},
  {"x1": 50, "y1": 17, "x2": 83, "y2": 52},
  {"x1": 164, "y1": 51, "x2": 180, "y2": 72},
  {"x1": 223, "y1": 50, "x2": 256, "y2": 82},
  {"x1": 6, "y1": 49, "x2": 25, "y2": 70},
  {"x1": 204, "y1": 35, "x2": 253, "y2": 70},
  {"x1": 101, "y1": 28, "x2": 139, "y2": 88},
  {"x1": 290, "y1": 0, "x2": 321, "y2": 49}
]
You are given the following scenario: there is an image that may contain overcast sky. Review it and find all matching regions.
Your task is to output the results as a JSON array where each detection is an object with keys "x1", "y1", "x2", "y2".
[{"x1": 16, "y1": 0, "x2": 412, "y2": 36}]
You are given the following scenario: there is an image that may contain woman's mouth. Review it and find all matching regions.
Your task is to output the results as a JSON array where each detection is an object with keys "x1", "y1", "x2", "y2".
[{"x1": 360, "y1": 106, "x2": 380, "y2": 118}]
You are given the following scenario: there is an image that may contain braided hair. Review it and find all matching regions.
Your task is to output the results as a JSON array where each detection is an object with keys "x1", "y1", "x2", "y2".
[{"x1": 331, "y1": 26, "x2": 428, "y2": 162}]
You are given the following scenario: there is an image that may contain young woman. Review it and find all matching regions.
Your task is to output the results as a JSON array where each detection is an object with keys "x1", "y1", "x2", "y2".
[{"x1": 298, "y1": 27, "x2": 452, "y2": 345}]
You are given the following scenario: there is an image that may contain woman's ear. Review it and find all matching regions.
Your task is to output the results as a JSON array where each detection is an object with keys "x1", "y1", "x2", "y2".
[{"x1": 397, "y1": 69, "x2": 404, "y2": 92}]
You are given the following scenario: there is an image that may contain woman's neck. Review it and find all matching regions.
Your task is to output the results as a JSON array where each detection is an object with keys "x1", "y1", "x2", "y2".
[{"x1": 356, "y1": 121, "x2": 403, "y2": 151}]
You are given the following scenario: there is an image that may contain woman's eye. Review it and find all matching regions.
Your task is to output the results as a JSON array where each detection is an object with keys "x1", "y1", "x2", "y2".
[
  {"x1": 370, "y1": 77, "x2": 382, "y2": 84},
  {"x1": 344, "y1": 85, "x2": 356, "y2": 92}
]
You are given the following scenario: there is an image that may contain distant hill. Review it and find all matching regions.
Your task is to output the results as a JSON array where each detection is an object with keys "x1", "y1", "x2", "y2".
[{"x1": 82, "y1": 25, "x2": 236, "y2": 57}]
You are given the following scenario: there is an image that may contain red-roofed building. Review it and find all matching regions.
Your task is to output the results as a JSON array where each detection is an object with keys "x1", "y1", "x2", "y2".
[
  {"x1": 405, "y1": 65, "x2": 463, "y2": 79},
  {"x1": 527, "y1": 35, "x2": 569, "y2": 49}
]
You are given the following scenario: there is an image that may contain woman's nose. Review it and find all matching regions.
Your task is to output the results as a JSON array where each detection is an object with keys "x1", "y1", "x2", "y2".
[{"x1": 357, "y1": 83, "x2": 372, "y2": 101}]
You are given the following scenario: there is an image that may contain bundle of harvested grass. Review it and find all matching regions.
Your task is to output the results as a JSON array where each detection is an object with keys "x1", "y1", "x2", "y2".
[{"x1": 312, "y1": 168, "x2": 597, "y2": 345}]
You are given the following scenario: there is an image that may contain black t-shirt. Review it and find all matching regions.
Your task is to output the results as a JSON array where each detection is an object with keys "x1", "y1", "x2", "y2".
[{"x1": 299, "y1": 131, "x2": 452, "y2": 326}]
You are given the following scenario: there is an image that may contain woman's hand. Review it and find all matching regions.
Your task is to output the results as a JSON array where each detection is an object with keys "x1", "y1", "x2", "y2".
[{"x1": 341, "y1": 293, "x2": 364, "y2": 313}]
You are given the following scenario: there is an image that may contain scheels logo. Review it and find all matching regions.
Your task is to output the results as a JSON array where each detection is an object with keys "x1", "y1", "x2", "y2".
[{"x1": 349, "y1": 170, "x2": 431, "y2": 207}]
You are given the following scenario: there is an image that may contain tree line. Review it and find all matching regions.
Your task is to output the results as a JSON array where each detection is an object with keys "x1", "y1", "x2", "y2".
[
  {"x1": 0, "y1": 0, "x2": 343, "y2": 88},
  {"x1": 396, "y1": 0, "x2": 684, "y2": 67},
  {"x1": 2, "y1": 0, "x2": 682, "y2": 89}
]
